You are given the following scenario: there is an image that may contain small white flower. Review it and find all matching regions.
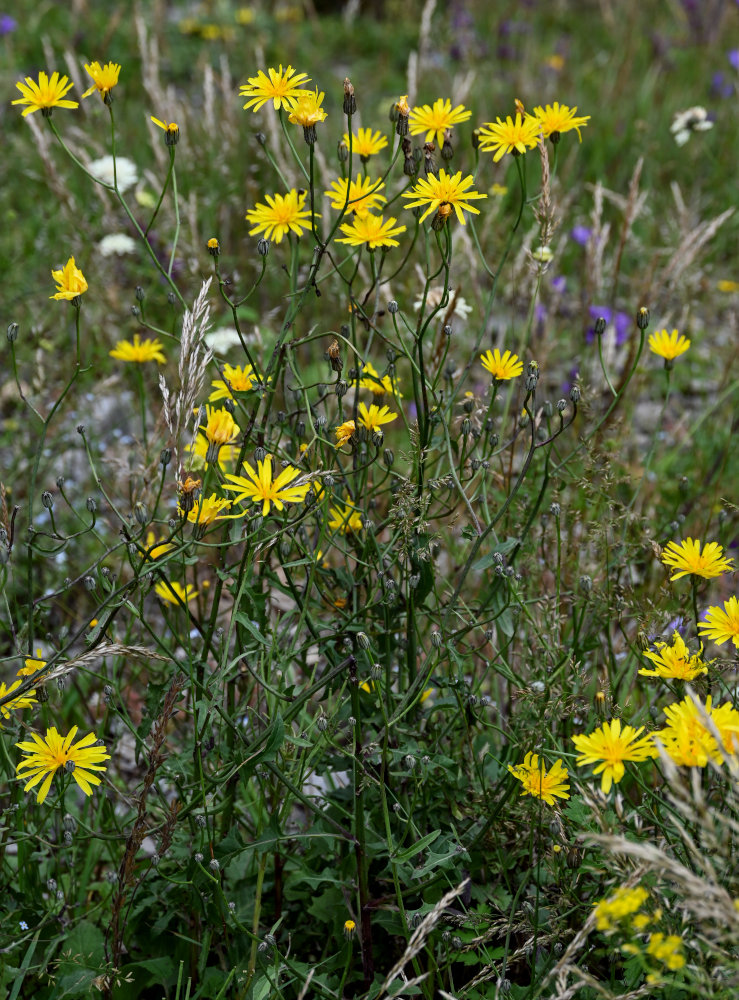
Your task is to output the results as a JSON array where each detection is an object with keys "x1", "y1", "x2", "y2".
[
  {"x1": 88, "y1": 155, "x2": 139, "y2": 192},
  {"x1": 98, "y1": 233, "x2": 137, "y2": 257},
  {"x1": 204, "y1": 326, "x2": 258, "y2": 354},
  {"x1": 670, "y1": 106, "x2": 713, "y2": 146},
  {"x1": 413, "y1": 284, "x2": 473, "y2": 321}
]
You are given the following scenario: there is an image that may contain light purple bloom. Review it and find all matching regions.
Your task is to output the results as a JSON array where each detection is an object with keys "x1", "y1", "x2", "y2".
[
  {"x1": 0, "y1": 13, "x2": 17, "y2": 33},
  {"x1": 570, "y1": 225, "x2": 591, "y2": 246},
  {"x1": 551, "y1": 275, "x2": 567, "y2": 294},
  {"x1": 729, "y1": 49, "x2": 739, "y2": 70}
]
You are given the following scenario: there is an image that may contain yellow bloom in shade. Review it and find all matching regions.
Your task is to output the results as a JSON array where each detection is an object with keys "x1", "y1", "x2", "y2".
[
  {"x1": 359, "y1": 361, "x2": 402, "y2": 398},
  {"x1": 144, "y1": 530, "x2": 173, "y2": 561},
  {"x1": 329, "y1": 498, "x2": 364, "y2": 534},
  {"x1": 287, "y1": 88, "x2": 327, "y2": 127},
  {"x1": 477, "y1": 113, "x2": 541, "y2": 161},
  {"x1": 572, "y1": 719, "x2": 658, "y2": 793},
  {"x1": 646, "y1": 933, "x2": 685, "y2": 971},
  {"x1": 594, "y1": 887, "x2": 649, "y2": 932},
  {"x1": 183, "y1": 493, "x2": 232, "y2": 525},
  {"x1": 343, "y1": 919, "x2": 356, "y2": 938},
  {"x1": 344, "y1": 127, "x2": 388, "y2": 160},
  {"x1": 480, "y1": 348, "x2": 523, "y2": 380},
  {"x1": 358, "y1": 402, "x2": 398, "y2": 433},
  {"x1": 109, "y1": 334, "x2": 166, "y2": 363},
  {"x1": 246, "y1": 189, "x2": 312, "y2": 243},
  {"x1": 0, "y1": 680, "x2": 36, "y2": 724},
  {"x1": 50, "y1": 257, "x2": 88, "y2": 300},
  {"x1": 639, "y1": 631, "x2": 710, "y2": 680},
  {"x1": 82, "y1": 61, "x2": 121, "y2": 101},
  {"x1": 507, "y1": 752, "x2": 570, "y2": 806},
  {"x1": 12, "y1": 71, "x2": 78, "y2": 117},
  {"x1": 698, "y1": 596, "x2": 739, "y2": 649},
  {"x1": 402, "y1": 169, "x2": 486, "y2": 225},
  {"x1": 338, "y1": 213, "x2": 406, "y2": 249},
  {"x1": 19, "y1": 653, "x2": 46, "y2": 678},
  {"x1": 209, "y1": 363, "x2": 261, "y2": 400},
  {"x1": 239, "y1": 65, "x2": 311, "y2": 112},
  {"x1": 325, "y1": 175, "x2": 386, "y2": 216},
  {"x1": 155, "y1": 580, "x2": 198, "y2": 605},
  {"x1": 16, "y1": 726, "x2": 109, "y2": 804},
  {"x1": 335, "y1": 420, "x2": 356, "y2": 447},
  {"x1": 648, "y1": 328, "x2": 691, "y2": 362},
  {"x1": 202, "y1": 405, "x2": 240, "y2": 464},
  {"x1": 532, "y1": 102, "x2": 590, "y2": 141},
  {"x1": 222, "y1": 458, "x2": 311, "y2": 516},
  {"x1": 655, "y1": 694, "x2": 739, "y2": 767},
  {"x1": 408, "y1": 98, "x2": 472, "y2": 146},
  {"x1": 660, "y1": 537, "x2": 734, "y2": 581}
]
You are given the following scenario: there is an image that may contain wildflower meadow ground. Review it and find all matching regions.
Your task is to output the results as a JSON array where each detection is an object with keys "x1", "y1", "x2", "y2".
[{"x1": 1, "y1": 1, "x2": 738, "y2": 997}]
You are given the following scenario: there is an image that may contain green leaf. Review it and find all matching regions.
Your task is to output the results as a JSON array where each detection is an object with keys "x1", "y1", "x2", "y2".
[{"x1": 392, "y1": 828, "x2": 441, "y2": 862}]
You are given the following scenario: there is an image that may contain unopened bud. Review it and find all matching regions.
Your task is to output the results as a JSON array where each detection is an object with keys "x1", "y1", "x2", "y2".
[
  {"x1": 343, "y1": 78, "x2": 356, "y2": 115},
  {"x1": 356, "y1": 632, "x2": 370, "y2": 650},
  {"x1": 7, "y1": 322, "x2": 18, "y2": 343},
  {"x1": 41, "y1": 491, "x2": 54, "y2": 510},
  {"x1": 257, "y1": 238, "x2": 270, "y2": 257},
  {"x1": 337, "y1": 138, "x2": 349, "y2": 162},
  {"x1": 569, "y1": 385, "x2": 581, "y2": 403},
  {"x1": 431, "y1": 631, "x2": 442, "y2": 648},
  {"x1": 387, "y1": 300, "x2": 398, "y2": 315},
  {"x1": 160, "y1": 447, "x2": 172, "y2": 467},
  {"x1": 383, "y1": 448, "x2": 394, "y2": 468},
  {"x1": 594, "y1": 316, "x2": 607, "y2": 337},
  {"x1": 86, "y1": 497, "x2": 97, "y2": 513},
  {"x1": 335, "y1": 379, "x2": 348, "y2": 398},
  {"x1": 556, "y1": 398, "x2": 567, "y2": 412},
  {"x1": 135, "y1": 285, "x2": 145, "y2": 302},
  {"x1": 206, "y1": 238, "x2": 220, "y2": 258},
  {"x1": 134, "y1": 501, "x2": 148, "y2": 525},
  {"x1": 636, "y1": 306, "x2": 650, "y2": 330}
]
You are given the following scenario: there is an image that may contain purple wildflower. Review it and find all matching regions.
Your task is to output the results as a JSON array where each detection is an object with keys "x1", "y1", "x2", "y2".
[{"x1": 570, "y1": 225, "x2": 591, "y2": 246}]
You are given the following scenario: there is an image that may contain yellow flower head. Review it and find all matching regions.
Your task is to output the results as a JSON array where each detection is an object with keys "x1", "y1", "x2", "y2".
[
  {"x1": 655, "y1": 694, "x2": 739, "y2": 767},
  {"x1": 143, "y1": 530, "x2": 173, "y2": 561},
  {"x1": 287, "y1": 88, "x2": 327, "y2": 127},
  {"x1": 0, "y1": 679, "x2": 36, "y2": 725},
  {"x1": 396, "y1": 95, "x2": 410, "y2": 117},
  {"x1": 337, "y1": 213, "x2": 406, "y2": 250},
  {"x1": 155, "y1": 580, "x2": 198, "y2": 606},
  {"x1": 82, "y1": 61, "x2": 121, "y2": 101},
  {"x1": 328, "y1": 498, "x2": 363, "y2": 534},
  {"x1": 201, "y1": 405, "x2": 240, "y2": 464},
  {"x1": 408, "y1": 98, "x2": 472, "y2": 146},
  {"x1": 401, "y1": 169, "x2": 486, "y2": 226},
  {"x1": 240, "y1": 65, "x2": 311, "y2": 112},
  {"x1": 594, "y1": 887, "x2": 649, "y2": 932},
  {"x1": 343, "y1": 919, "x2": 356, "y2": 938},
  {"x1": 480, "y1": 348, "x2": 523, "y2": 381},
  {"x1": 222, "y1": 458, "x2": 311, "y2": 517},
  {"x1": 344, "y1": 127, "x2": 388, "y2": 160},
  {"x1": 507, "y1": 752, "x2": 570, "y2": 806},
  {"x1": 12, "y1": 71, "x2": 78, "y2": 117},
  {"x1": 50, "y1": 257, "x2": 88, "y2": 301},
  {"x1": 648, "y1": 328, "x2": 691, "y2": 362},
  {"x1": 532, "y1": 102, "x2": 590, "y2": 141},
  {"x1": 335, "y1": 420, "x2": 356, "y2": 448},
  {"x1": 181, "y1": 493, "x2": 232, "y2": 526},
  {"x1": 19, "y1": 652, "x2": 46, "y2": 678},
  {"x1": 209, "y1": 363, "x2": 261, "y2": 401},
  {"x1": 572, "y1": 719, "x2": 658, "y2": 794},
  {"x1": 698, "y1": 596, "x2": 739, "y2": 649},
  {"x1": 646, "y1": 933, "x2": 685, "y2": 972},
  {"x1": 150, "y1": 116, "x2": 179, "y2": 144},
  {"x1": 246, "y1": 189, "x2": 312, "y2": 243},
  {"x1": 16, "y1": 726, "x2": 109, "y2": 804},
  {"x1": 325, "y1": 175, "x2": 386, "y2": 217},
  {"x1": 109, "y1": 334, "x2": 166, "y2": 363},
  {"x1": 660, "y1": 537, "x2": 734, "y2": 581},
  {"x1": 477, "y1": 113, "x2": 541, "y2": 161},
  {"x1": 357, "y1": 402, "x2": 398, "y2": 434},
  {"x1": 639, "y1": 631, "x2": 710, "y2": 681},
  {"x1": 359, "y1": 361, "x2": 402, "y2": 398},
  {"x1": 185, "y1": 432, "x2": 237, "y2": 471}
]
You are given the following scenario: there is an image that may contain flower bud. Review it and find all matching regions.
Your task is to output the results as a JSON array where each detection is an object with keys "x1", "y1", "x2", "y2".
[
  {"x1": 549, "y1": 502, "x2": 560, "y2": 518},
  {"x1": 337, "y1": 138, "x2": 349, "y2": 162},
  {"x1": 255, "y1": 132, "x2": 266, "y2": 146},
  {"x1": 135, "y1": 285, "x2": 145, "y2": 302},
  {"x1": 569, "y1": 385, "x2": 581, "y2": 404},
  {"x1": 41, "y1": 491, "x2": 54, "y2": 510},
  {"x1": 209, "y1": 858, "x2": 220, "y2": 872},
  {"x1": 86, "y1": 497, "x2": 97, "y2": 513},
  {"x1": 7, "y1": 322, "x2": 18, "y2": 343},
  {"x1": 372, "y1": 429, "x2": 384, "y2": 447},
  {"x1": 316, "y1": 715, "x2": 328, "y2": 732},
  {"x1": 431, "y1": 631, "x2": 442, "y2": 648},
  {"x1": 387, "y1": 300, "x2": 398, "y2": 315},
  {"x1": 134, "y1": 501, "x2": 148, "y2": 525},
  {"x1": 404, "y1": 754, "x2": 416, "y2": 771},
  {"x1": 556, "y1": 399, "x2": 567, "y2": 412},
  {"x1": 579, "y1": 575, "x2": 592, "y2": 594},
  {"x1": 167, "y1": 291, "x2": 177, "y2": 305},
  {"x1": 206, "y1": 238, "x2": 220, "y2": 258},
  {"x1": 160, "y1": 447, "x2": 172, "y2": 468},
  {"x1": 383, "y1": 448, "x2": 394, "y2": 468},
  {"x1": 257, "y1": 238, "x2": 270, "y2": 257},
  {"x1": 343, "y1": 78, "x2": 356, "y2": 115},
  {"x1": 594, "y1": 316, "x2": 607, "y2": 337},
  {"x1": 636, "y1": 306, "x2": 650, "y2": 330},
  {"x1": 335, "y1": 379, "x2": 348, "y2": 398},
  {"x1": 356, "y1": 631, "x2": 370, "y2": 650}
]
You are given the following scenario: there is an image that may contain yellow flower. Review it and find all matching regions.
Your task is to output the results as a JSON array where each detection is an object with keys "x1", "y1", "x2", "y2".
[
  {"x1": 359, "y1": 361, "x2": 402, "y2": 398},
  {"x1": 655, "y1": 694, "x2": 739, "y2": 767},
  {"x1": 82, "y1": 61, "x2": 121, "y2": 101},
  {"x1": 155, "y1": 580, "x2": 198, "y2": 605},
  {"x1": 717, "y1": 280, "x2": 739, "y2": 293},
  {"x1": 328, "y1": 499, "x2": 363, "y2": 534},
  {"x1": 201, "y1": 405, "x2": 240, "y2": 465},
  {"x1": 143, "y1": 530, "x2": 173, "y2": 561},
  {"x1": 507, "y1": 752, "x2": 570, "y2": 806},
  {"x1": 480, "y1": 348, "x2": 523, "y2": 380},
  {"x1": 343, "y1": 919, "x2": 356, "y2": 938},
  {"x1": 594, "y1": 887, "x2": 649, "y2": 932},
  {"x1": 239, "y1": 65, "x2": 311, "y2": 112},
  {"x1": 287, "y1": 88, "x2": 327, "y2": 127},
  {"x1": 639, "y1": 631, "x2": 710, "y2": 680},
  {"x1": 50, "y1": 257, "x2": 88, "y2": 301},
  {"x1": 19, "y1": 652, "x2": 45, "y2": 678},
  {"x1": 186, "y1": 432, "x2": 237, "y2": 470},
  {"x1": 150, "y1": 116, "x2": 179, "y2": 144},
  {"x1": 12, "y1": 70, "x2": 78, "y2": 117},
  {"x1": 396, "y1": 95, "x2": 410, "y2": 117},
  {"x1": 337, "y1": 213, "x2": 406, "y2": 249},
  {"x1": 660, "y1": 537, "x2": 734, "y2": 581},
  {"x1": 408, "y1": 97, "x2": 472, "y2": 146},
  {"x1": 646, "y1": 933, "x2": 686, "y2": 971},
  {"x1": 357, "y1": 402, "x2": 398, "y2": 433},
  {"x1": 325, "y1": 175, "x2": 386, "y2": 216},
  {"x1": 648, "y1": 328, "x2": 691, "y2": 362},
  {"x1": 489, "y1": 183, "x2": 508, "y2": 197},
  {"x1": 109, "y1": 334, "x2": 166, "y2": 363},
  {"x1": 0, "y1": 679, "x2": 36, "y2": 725},
  {"x1": 572, "y1": 719, "x2": 658, "y2": 794},
  {"x1": 343, "y1": 127, "x2": 388, "y2": 160},
  {"x1": 698, "y1": 596, "x2": 739, "y2": 649},
  {"x1": 209, "y1": 363, "x2": 261, "y2": 400},
  {"x1": 477, "y1": 113, "x2": 541, "y2": 161},
  {"x1": 182, "y1": 493, "x2": 232, "y2": 525},
  {"x1": 222, "y1": 458, "x2": 311, "y2": 516},
  {"x1": 246, "y1": 189, "x2": 312, "y2": 243},
  {"x1": 335, "y1": 420, "x2": 356, "y2": 447},
  {"x1": 402, "y1": 168, "x2": 486, "y2": 226},
  {"x1": 16, "y1": 726, "x2": 109, "y2": 804},
  {"x1": 532, "y1": 102, "x2": 590, "y2": 141}
]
